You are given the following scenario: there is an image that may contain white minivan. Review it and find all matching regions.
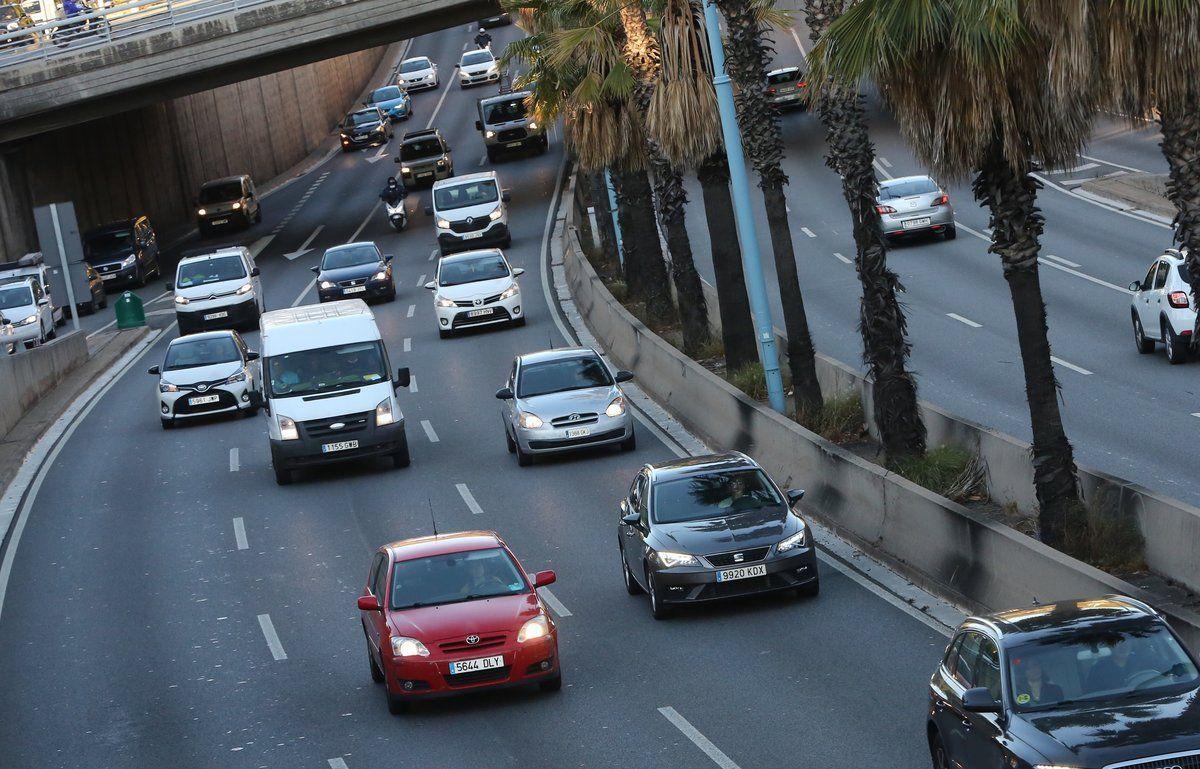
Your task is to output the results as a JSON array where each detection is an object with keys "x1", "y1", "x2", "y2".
[
  {"x1": 258, "y1": 300, "x2": 411, "y2": 485},
  {"x1": 426, "y1": 171, "x2": 511, "y2": 255},
  {"x1": 171, "y1": 247, "x2": 263, "y2": 335}
]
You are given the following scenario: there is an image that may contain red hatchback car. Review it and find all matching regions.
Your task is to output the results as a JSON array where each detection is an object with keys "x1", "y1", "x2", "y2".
[{"x1": 357, "y1": 531, "x2": 562, "y2": 713}]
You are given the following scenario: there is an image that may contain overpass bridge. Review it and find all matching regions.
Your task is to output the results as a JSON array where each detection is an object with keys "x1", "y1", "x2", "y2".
[{"x1": 0, "y1": 0, "x2": 498, "y2": 143}]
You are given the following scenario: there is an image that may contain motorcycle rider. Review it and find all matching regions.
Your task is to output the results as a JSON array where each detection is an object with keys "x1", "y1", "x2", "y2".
[
  {"x1": 379, "y1": 176, "x2": 406, "y2": 206},
  {"x1": 473, "y1": 27, "x2": 492, "y2": 49}
]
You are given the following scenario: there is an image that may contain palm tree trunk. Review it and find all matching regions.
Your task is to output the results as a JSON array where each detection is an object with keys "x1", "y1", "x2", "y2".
[
  {"x1": 698, "y1": 153, "x2": 758, "y2": 370},
  {"x1": 585, "y1": 170, "x2": 620, "y2": 265},
  {"x1": 974, "y1": 138, "x2": 1081, "y2": 548},
  {"x1": 613, "y1": 167, "x2": 676, "y2": 323},
  {"x1": 649, "y1": 152, "x2": 713, "y2": 355},
  {"x1": 1159, "y1": 91, "x2": 1200, "y2": 333},
  {"x1": 807, "y1": 0, "x2": 924, "y2": 457}
]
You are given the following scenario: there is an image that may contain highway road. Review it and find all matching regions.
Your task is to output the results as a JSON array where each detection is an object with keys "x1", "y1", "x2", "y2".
[
  {"x1": 0, "y1": 21, "x2": 956, "y2": 769},
  {"x1": 684, "y1": 8, "x2": 1198, "y2": 507}
]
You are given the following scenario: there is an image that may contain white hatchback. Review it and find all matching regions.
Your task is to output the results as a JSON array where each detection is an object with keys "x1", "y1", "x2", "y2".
[
  {"x1": 149, "y1": 330, "x2": 262, "y2": 429},
  {"x1": 397, "y1": 56, "x2": 438, "y2": 91},
  {"x1": 457, "y1": 48, "x2": 500, "y2": 87},
  {"x1": 425, "y1": 249, "x2": 524, "y2": 338},
  {"x1": 1130, "y1": 249, "x2": 1196, "y2": 364}
]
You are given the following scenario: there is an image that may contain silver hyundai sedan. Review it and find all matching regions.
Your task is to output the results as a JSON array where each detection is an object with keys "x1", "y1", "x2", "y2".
[
  {"x1": 496, "y1": 347, "x2": 636, "y2": 466},
  {"x1": 876, "y1": 174, "x2": 956, "y2": 242}
]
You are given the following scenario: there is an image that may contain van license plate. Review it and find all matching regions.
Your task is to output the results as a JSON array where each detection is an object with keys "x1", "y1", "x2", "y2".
[
  {"x1": 203, "y1": 311, "x2": 229, "y2": 321},
  {"x1": 565, "y1": 427, "x2": 590, "y2": 438},
  {"x1": 467, "y1": 308, "x2": 493, "y2": 317},
  {"x1": 210, "y1": 218, "x2": 228, "y2": 226},
  {"x1": 507, "y1": 141, "x2": 523, "y2": 148},
  {"x1": 188, "y1": 394, "x2": 220, "y2": 406},
  {"x1": 449, "y1": 655, "x2": 504, "y2": 675},
  {"x1": 716, "y1": 564, "x2": 767, "y2": 582},
  {"x1": 902, "y1": 217, "x2": 931, "y2": 229},
  {"x1": 321, "y1": 440, "x2": 359, "y2": 453},
  {"x1": 343, "y1": 286, "x2": 366, "y2": 294},
  {"x1": 460, "y1": 231, "x2": 483, "y2": 239}
]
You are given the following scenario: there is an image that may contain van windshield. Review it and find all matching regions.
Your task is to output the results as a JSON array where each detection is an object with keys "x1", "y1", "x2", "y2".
[
  {"x1": 485, "y1": 99, "x2": 527, "y2": 124},
  {"x1": 176, "y1": 255, "x2": 247, "y2": 288},
  {"x1": 434, "y1": 180, "x2": 498, "y2": 212},
  {"x1": 0, "y1": 284, "x2": 33, "y2": 311},
  {"x1": 199, "y1": 182, "x2": 243, "y2": 203},
  {"x1": 267, "y1": 341, "x2": 388, "y2": 397},
  {"x1": 84, "y1": 230, "x2": 133, "y2": 259}
]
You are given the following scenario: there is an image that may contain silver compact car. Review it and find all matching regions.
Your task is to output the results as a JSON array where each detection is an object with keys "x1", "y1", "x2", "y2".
[
  {"x1": 149, "y1": 330, "x2": 262, "y2": 429},
  {"x1": 876, "y1": 174, "x2": 956, "y2": 242},
  {"x1": 496, "y1": 347, "x2": 636, "y2": 466}
]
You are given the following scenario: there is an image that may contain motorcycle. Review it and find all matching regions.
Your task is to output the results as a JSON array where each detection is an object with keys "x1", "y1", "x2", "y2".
[{"x1": 385, "y1": 199, "x2": 408, "y2": 231}]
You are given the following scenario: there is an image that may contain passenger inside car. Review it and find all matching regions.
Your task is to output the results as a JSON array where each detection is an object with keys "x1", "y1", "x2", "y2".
[{"x1": 1011, "y1": 655, "x2": 1064, "y2": 706}]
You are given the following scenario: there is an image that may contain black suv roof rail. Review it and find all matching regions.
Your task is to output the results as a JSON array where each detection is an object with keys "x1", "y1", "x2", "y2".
[{"x1": 402, "y1": 128, "x2": 439, "y2": 139}]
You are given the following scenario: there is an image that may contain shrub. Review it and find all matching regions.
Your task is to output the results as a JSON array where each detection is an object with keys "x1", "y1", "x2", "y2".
[
  {"x1": 1061, "y1": 488, "x2": 1147, "y2": 572},
  {"x1": 726, "y1": 363, "x2": 768, "y2": 401},
  {"x1": 796, "y1": 392, "x2": 866, "y2": 444},
  {"x1": 887, "y1": 445, "x2": 981, "y2": 500}
]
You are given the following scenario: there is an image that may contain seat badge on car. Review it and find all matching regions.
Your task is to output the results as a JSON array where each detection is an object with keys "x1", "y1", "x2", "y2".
[
  {"x1": 733, "y1": 553, "x2": 744, "y2": 563},
  {"x1": 465, "y1": 635, "x2": 480, "y2": 645}
]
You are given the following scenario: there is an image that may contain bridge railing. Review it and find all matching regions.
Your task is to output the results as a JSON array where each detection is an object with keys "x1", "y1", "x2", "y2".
[{"x1": 0, "y1": 0, "x2": 274, "y2": 68}]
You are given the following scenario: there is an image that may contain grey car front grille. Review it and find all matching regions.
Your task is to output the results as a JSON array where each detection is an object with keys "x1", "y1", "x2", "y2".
[{"x1": 550, "y1": 412, "x2": 598, "y2": 427}]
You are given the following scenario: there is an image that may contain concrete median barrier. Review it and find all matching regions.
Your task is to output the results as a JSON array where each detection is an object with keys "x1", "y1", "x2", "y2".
[{"x1": 0, "y1": 331, "x2": 89, "y2": 437}]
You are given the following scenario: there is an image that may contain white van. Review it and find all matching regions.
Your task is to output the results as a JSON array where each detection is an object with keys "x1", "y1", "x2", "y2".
[
  {"x1": 258, "y1": 300, "x2": 411, "y2": 485},
  {"x1": 426, "y1": 171, "x2": 511, "y2": 255},
  {"x1": 171, "y1": 247, "x2": 263, "y2": 335}
]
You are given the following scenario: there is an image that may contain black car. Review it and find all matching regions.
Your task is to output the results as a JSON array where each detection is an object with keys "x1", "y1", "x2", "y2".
[
  {"x1": 478, "y1": 12, "x2": 511, "y2": 28},
  {"x1": 617, "y1": 452, "x2": 818, "y2": 619},
  {"x1": 929, "y1": 596, "x2": 1200, "y2": 769},
  {"x1": 195, "y1": 175, "x2": 262, "y2": 237},
  {"x1": 73, "y1": 263, "x2": 108, "y2": 317},
  {"x1": 313, "y1": 242, "x2": 396, "y2": 304},
  {"x1": 340, "y1": 107, "x2": 392, "y2": 151},
  {"x1": 82, "y1": 216, "x2": 161, "y2": 288}
]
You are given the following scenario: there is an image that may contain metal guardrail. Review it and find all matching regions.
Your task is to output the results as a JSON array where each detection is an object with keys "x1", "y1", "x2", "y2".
[{"x1": 0, "y1": 0, "x2": 274, "y2": 68}]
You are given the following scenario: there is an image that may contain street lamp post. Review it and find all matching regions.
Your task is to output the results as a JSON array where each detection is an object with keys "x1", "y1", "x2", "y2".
[{"x1": 699, "y1": 0, "x2": 786, "y2": 413}]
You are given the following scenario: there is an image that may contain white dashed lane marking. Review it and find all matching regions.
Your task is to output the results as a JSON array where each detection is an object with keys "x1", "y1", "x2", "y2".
[
  {"x1": 403, "y1": 337, "x2": 412, "y2": 352},
  {"x1": 456, "y1": 483, "x2": 484, "y2": 515},
  {"x1": 407, "y1": 304, "x2": 416, "y2": 318},
  {"x1": 328, "y1": 759, "x2": 349, "y2": 769},
  {"x1": 257, "y1": 614, "x2": 288, "y2": 661},
  {"x1": 538, "y1": 587, "x2": 572, "y2": 617},
  {"x1": 409, "y1": 374, "x2": 418, "y2": 393},
  {"x1": 658, "y1": 706, "x2": 743, "y2": 769},
  {"x1": 228, "y1": 447, "x2": 239, "y2": 472},
  {"x1": 233, "y1": 517, "x2": 248, "y2": 550},
  {"x1": 946, "y1": 313, "x2": 982, "y2": 328},
  {"x1": 801, "y1": 227, "x2": 817, "y2": 238},
  {"x1": 1051, "y1": 356, "x2": 1093, "y2": 375},
  {"x1": 421, "y1": 420, "x2": 439, "y2": 443},
  {"x1": 833, "y1": 252, "x2": 852, "y2": 264}
]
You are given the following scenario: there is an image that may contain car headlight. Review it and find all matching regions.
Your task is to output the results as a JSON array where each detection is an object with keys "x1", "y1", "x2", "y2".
[
  {"x1": 605, "y1": 396, "x2": 626, "y2": 417},
  {"x1": 528, "y1": 121, "x2": 539, "y2": 131},
  {"x1": 498, "y1": 284, "x2": 519, "y2": 300},
  {"x1": 278, "y1": 415, "x2": 299, "y2": 441},
  {"x1": 376, "y1": 123, "x2": 387, "y2": 132},
  {"x1": 372, "y1": 270, "x2": 388, "y2": 281},
  {"x1": 777, "y1": 525, "x2": 808, "y2": 553},
  {"x1": 232, "y1": 202, "x2": 241, "y2": 210},
  {"x1": 375, "y1": 397, "x2": 395, "y2": 427},
  {"x1": 517, "y1": 614, "x2": 550, "y2": 643},
  {"x1": 197, "y1": 208, "x2": 207, "y2": 216},
  {"x1": 224, "y1": 369, "x2": 247, "y2": 384},
  {"x1": 174, "y1": 295, "x2": 189, "y2": 305},
  {"x1": 436, "y1": 218, "x2": 451, "y2": 229},
  {"x1": 436, "y1": 159, "x2": 446, "y2": 167},
  {"x1": 518, "y1": 411, "x2": 543, "y2": 429},
  {"x1": 434, "y1": 295, "x2": 456, "y2": 308},
  {"x1": 120, "y1": 254, "x2": 137, "y2": 267},
  {"x1": 488, "y1": 207, "x2": 503, "y2": 221},
  {"x1": 16, "y1": 314, "x2": 37, "y2": 326},
  {"x1": 159, "y1": 381, "x2": 178, "y2": 393},
  {"x1": 319, "y1": 281, "x2": 335, "y2": 290},
  {"x1": 485, "y1": 130, "x2": 496, "y2": 138},
  {"x1": 391, "y1": 636, "x2": 430, "y2": 657},
  {"x1": 656, "y1": 550, "x2": 699, "y2": 568},
  {"x1": 401, "y1": 165, "x2": 411, "y2": 173},
  {"x1": 235, "y1": 282, "x2": 253, "y2": 295}
]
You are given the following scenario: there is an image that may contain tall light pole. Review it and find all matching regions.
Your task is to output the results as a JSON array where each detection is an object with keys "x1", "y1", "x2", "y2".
[{"x1": 700, "y1": 0, "x2": 786, "y2": 412}]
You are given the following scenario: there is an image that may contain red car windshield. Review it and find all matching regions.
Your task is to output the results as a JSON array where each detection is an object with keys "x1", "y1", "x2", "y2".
[{"x1": 390, "y1": 548, "x2": 527, "y2": 610}]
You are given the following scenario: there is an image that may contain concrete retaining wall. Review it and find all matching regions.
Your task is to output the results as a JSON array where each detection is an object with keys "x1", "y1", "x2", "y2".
[
  {"x1": 1, "y1": 45, "x2": 386, "y2": 260},
  {"x1": 561, "y1": 219, "x2": 1200, "y2": 649},
  {"x1": 0, "y1": 331, "x2": 89, "y2": 437}
]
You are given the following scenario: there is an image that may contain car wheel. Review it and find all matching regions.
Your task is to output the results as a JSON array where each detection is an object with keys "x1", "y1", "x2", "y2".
[
  {"x1": 538, "y1": 672, "x2": 562, "y2": 693},
  {"x1": 646, "y1": 565, "x2": 670, "y2": 619},
  {"x1": 78, "y1": 301, "x2": 93, "y2": 317},
  {"x1": 392, "y1": 432, "x2": 411, "y2": 469},
  {"x1": 514, "y1": 316, "x2": 526, "y2": 327},
  {"x1": 515, "y1": 441, "x2": 533, "y2": 467},
  {"x1": 367, "y1": 639, "x2": 385, "y2": 683},
  {"x1": 274, "y1": 465, "x2": 293, "y2": 485},
  {"x1": 387, "y1": 285, "x2": 397, "y2": 302},
  {"x1": 929, "y1": 731, "x2": 950, "y2": 769},
  {"x1": 160, "y1": 417, "x2": 174, "y2": 430},
  {"x1": 386, "y1": 689, "x2": 408, "y2": 715},
  {"x1": 1133, "y1": 314, "x2": 1155, "y2": 353},
  {"x1": 1164, "y1": 320, "x2": 1189, "y2": 364},
  {"x1": 45, "y1": 325, "x2": 56, "y2": 341},
  {"x1": 943, "y1": 225, "x2": 957, "y2": 240},
  {"x1": 134, "y1": 266, "x2": 146, "y2": 288},
  {"x1": 100, "y1": 294, "x2": 108, "y2": 309},
  {"x1": 438, "y1": 328, "x2": 451, "y2": 339},
  {"x1": 486, "y1": 146, "x2": 498, "y2": 163},
  {"x1": 254, "y1": 207, "x2": 262, "y2": 224},
  {"x1": 620, "y1": 544, "x2": 642, "y2": 595},
  {"x1": 505, "y1": 427, "x2": 516, "y2": 454},
  {"x1": 620, "y1": 429, "x2": 636, "y2": 452}
]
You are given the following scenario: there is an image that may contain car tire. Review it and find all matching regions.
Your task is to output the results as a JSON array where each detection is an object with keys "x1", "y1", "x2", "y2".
[
  {"x1": 1133, "y1": 314, "x2": 1155, "y2": 353},
  {"x1": 505, "y1": 427, "x2": 516, "y2": 454},
  {"x1": 514, "y1": 316, "x2": 526, "y2": 327},
  {"x1": 254, "y1": 207, "x2": 263, "y2": 224},
  {"x1": 538, "y1": 136, "x2": 549, "y2": 154},
  {"x1": 160, "y1": 417, "x2": 174, "y2": 430},
  {"x1": 620, "y1": 429, "x2": 636, "y2": 452},
  {"x1": 515, "y1": 442, "x2": 533, "y2": 467},
  {"x1": 367, "y1": 639, "x2": 385, "y2": 683},
  {"x1": 45, "y1": 325, "x2": 56, "y2": 341},
  {"x1": 943, "y1": 225, "x2": 957, "y2": 241},
  {"x1": 386, "y1": 689, "x2": 408, "y2": 715},
  {"x1": 439, "y1": 328, "x2": 451, "y2": 339},
  {"x1": 100, "y1": 294, "x2": 108, "y2": 309},
  {"x1": 620, "y1": 544, "x2": 642, "y2": 595},
  {"x1": 1164, "y1": 319, "x2": 1189, "y2": 364},
  {"x1": 486, "y1": 146, "x2": 498, "y2": 164},
  {"x1": 387, "y1": 285, "x2": 397, "y2": 303},
  {"x1": 134, "y1": 266, "x2": 146, "y2": 288},
  {"x1": 274, "y1": 465, "x2": 293, "y2": 485},
  {"x1": 646, "y1": 565, "x2": 670, "y2": 620},
  {"x1": 796, "y1": 577, "x2": 820, "y2": 598},
  {"x1": 929, "y1": 731, "x2": 950, "y2": 769},
  {"x1": 538, "y1": 672, "x2": 562, "y2": 693},
  {"x1": 392, "y1": 432, "x2": 411, "y2": 469},
  {"x1": 78, "y1": 301, "x2": 94, "y2": 317}
]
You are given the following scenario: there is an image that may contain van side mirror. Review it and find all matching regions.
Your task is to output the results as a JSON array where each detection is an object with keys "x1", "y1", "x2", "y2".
[
  {"x1": 786, "y1": 489, "x2": 805, "y2": 506},
  {"x1": 475, "y1": 120, "x2": 483, "y2": 131},
  {"x1": 615, "y1": 370, "x2": 634, "y2": 383},
  {"x1": 962, "y1": 687, "x2": 1002, "y2": 714},
  {"x1": 1128, "y1": 280, "x2": 1142, "y2": 292},
  {"x1": 245, "y1": 350, "x2": 260, "y2": 361},
  {"x1": 533, "y1": 570, "x2": 556, "y2": 588},
  {"x1": 250, "y1": 267, "x2": 260, "y2": 277},
  {"x1": 424, "y1": 281, "x2": 437, "y2": 290},
  {"x1": 495, "y1": 386, "x2": 513, "y2": 400},
  {"x1": 395, "y1": 367, "x2": 411, "y2": 388},
  {"x1": 357, "y1": 595, "x2": 381, "y2": 612},
  {"x1": 501, "y1": 189, "x2": 511, "y2": 202},
  {"x1": 147, "y1": 365, "x2": 160, "y2": 375}
]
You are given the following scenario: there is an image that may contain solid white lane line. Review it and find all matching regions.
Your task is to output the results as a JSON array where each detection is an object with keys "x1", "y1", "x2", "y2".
[
  {"x1": 257, "y1": 614, "x2": 288, "y2": 661},
  {"x1": 1044, "y1": 254, "x2": 1082, "y2": 268},
  {"x1": 283, "y1": 224, "x2": 324, "y2": 261},
  {"x1": 788, "y1": 26, "x2": 808, "y2": 56},
  {"x1": 425, "y1": 66, "x2": 457, "y2": 129},
  {"x1": 409, "y1": 374, "x2": 418, "y2": 393},
  {"x1": 538, "y1": 587, "x2": 572, "y2": 617},
  {"x1": 657, "y1": 707, "x2": 743, "y2": 769},
  {"x1": 456, "y1": 483, "x2": 484, "y2": 515},
  {"x1": 833, "y1": 252, "x2": 852, "y2": 264},
  {"x1": 233, "y1": 517, "x2": 249, "y2": 550},
  {"x1": 1051, "y1": 356, "x2": 1093, "y2": 375},
  {"x1": 1032, "y1": 172, "x2": 1170, "y2": 230},
  {"x1": 421, "y1": 420, "x2": 439, "y2": 443},
  {"x1": 403, "y1": 337, "x2": 412, "y2": 352},
  {"x1": 229, "y1": 447, "x2": 239, "y2": 472},
  {"x1": 877, "y1": 156, "x2": 893, "y2": 169},
  {"x1": 800, "y1": 226, "x2": 817, "y2": 238},
  {"x1": 1079, "y1": 152, "x2": 1148, "y2": 175},
  {"x1": 946, "y1": 313, "x2": 982, "y2": 328},
  {"x1": 328, "y1": 760, "x2": 349, "y2": 769},
  {"x1": 406, "y1": 304, "x2": 416, "y2": 318}
]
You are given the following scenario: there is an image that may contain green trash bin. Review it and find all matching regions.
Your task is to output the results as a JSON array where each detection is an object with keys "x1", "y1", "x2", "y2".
[{"x1": 114, "y1": 291, "x2": 146, "y2": 329}]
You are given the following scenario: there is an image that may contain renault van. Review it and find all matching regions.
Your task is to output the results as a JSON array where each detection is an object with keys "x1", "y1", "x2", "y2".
[
  {"x1": 426, "y1": 171, "x2": 511, "y2": 255},
  {"x1": 259, "y1": 300, "x2": 411, "y2": 485}
]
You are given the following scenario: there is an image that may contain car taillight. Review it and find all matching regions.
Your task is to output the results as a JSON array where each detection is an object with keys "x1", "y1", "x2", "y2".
[
  {"x1": 876, "y1": 204, "x2": 897, "y2": 215},
  {"x1": 1168, "y1": 290, "x2": 1191, "y2": 308},
  {"x1": 934, "y1": 194, "x2": 949, "y2": 206},
  {"x1": 797, "y1": 81, "x2": 807, "y2": 88},
  {"x1": 766, "y1": 87, "x2": 776, "y2": 94}
]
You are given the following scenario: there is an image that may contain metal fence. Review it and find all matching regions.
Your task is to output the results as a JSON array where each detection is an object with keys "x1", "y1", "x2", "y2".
[{"x1": 0, "y1": 0, "x2": 274, "y2": 67}]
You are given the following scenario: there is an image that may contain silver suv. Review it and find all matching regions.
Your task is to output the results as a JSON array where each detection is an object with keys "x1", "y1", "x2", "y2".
[
  {"x1": 395, "y1": 128, "x2": 454, "y2": 188},
  {"x1": 476, "y1": 91, "x2": 548, "y2": 163}
]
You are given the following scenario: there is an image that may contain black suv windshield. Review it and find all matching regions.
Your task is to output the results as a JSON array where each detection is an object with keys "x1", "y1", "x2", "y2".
[
  {"x1": 390, "y1": 547, "x2": 527, "y2": 610},
  {"x1": 652, "y1": 469, "x2": 783, "y2": 523},
  {"x1": 434, "y1": 180, "x2": 498, "y2": 212},
  {"x1": 0, "y1": 284, "x2": 33, "y2": 311},
  {"x1": 176, "y1": 255, "x2": 246, "y2": 288},
  {"x1": 400, "y1": 58, "x2": 430, "y2": 73},
  {"x1": 84, "y1": 230, "x2": 133, "y2": 259},
  {"x1": 517, "y1": 355, "x2": 612, "y2": 398},
  {"x1": 485, "y1": 99, "x2": 527, "y2": 123},
  {"x1": 266, "y1": 341, "x2": 387, "y2": 398},
  {"x1": 401, "y1": 138, "x2": 443, "y2": 160},
  {"x1": 438, "y1": 253, "x2": 509, "y2": 287},
  {"x1": 164, "y1": 336, "x2": 240, "y2": 370},
  {"x1": 199, "y1": 182, "x2": 242, "y2": 203},
  {"x1": 1008, "y1": 622, "x2": 1199, "y2": 712},
  {"x1": 322, "y1": 245, "x2": 380, "y2": 270},
  {"x1": 880, "y1": 178, "x2": 939, "y2": 199}
]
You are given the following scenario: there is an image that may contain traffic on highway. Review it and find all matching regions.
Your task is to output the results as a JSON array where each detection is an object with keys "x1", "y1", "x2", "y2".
[{"x1": 2, "y1": 7, "x2": 1200, "y2": 769}]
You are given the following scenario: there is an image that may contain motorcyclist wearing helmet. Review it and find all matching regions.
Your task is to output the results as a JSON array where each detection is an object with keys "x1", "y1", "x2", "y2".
[
  {"x1": 379, "y1": 176, "x2": 407, "y2": 206},
  {"x1": 473, "y1": 27, "x2": 492, "y2": 49}
]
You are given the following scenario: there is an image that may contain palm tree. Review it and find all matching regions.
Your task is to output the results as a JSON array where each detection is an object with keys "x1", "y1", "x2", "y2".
[
  {"x1": 713, "y1": 0, "x2": 823, "y2": 415},
  {"x1": 814, "y1": 0, "x2": 1097, "y2": 547},
  {"x1": 804, "y1": 0, "x2": 925, "y2": 458}
]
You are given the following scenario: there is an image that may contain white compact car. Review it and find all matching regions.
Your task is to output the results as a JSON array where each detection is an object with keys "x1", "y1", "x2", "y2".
[
  {"x1": 427, "y1": 171, "x2": 511, "y2": 255},
  {"x1": 149, "y1": 330, "x2": 261, "y2": 429},
  {"x1": 0, "y1": 277, "x2": 53, "y2": 349},
  {"x1": 425, "y1": 249, "x2": 524, "y2": 338},
  {"x1": 457, "y1": 48, "x2": 500, "y2": 87},
  {"x1": 397, "y1": 56, "x2": 438, "y2": 91},
  {"x1": 171, "y1": 247, "x2": 263, "y2": 335},
  {"x1": 1130, "y1": 248, "x2": 1197, "y2": 364}
]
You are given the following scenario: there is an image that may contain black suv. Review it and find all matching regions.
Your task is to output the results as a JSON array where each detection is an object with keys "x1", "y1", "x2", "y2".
[
  {"x1": 82, "y1": 216, "x2": 161, "y2": 289},
  {"x1": 929, "y1": 596, "x2": 1200, "y2": 769},
  {"x1": 395, "y1": 128, "x2": 454, "y2": 188}
]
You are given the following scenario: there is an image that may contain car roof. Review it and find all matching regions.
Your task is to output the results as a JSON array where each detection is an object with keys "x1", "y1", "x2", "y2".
[
  {"x1": 201, "y1": 175, "x2": 247, "y2": 187},
  {"x1": 349, "y1": 107, "x2": 379, "y2": 117},
  {"x1": 402, "y1": 128, "x2": 441, "y2": 140},
  {"x1": 880, "y1": 174, "x2": 937, "y2": 187},
  {"x1": 260, "y1": 300, "x2": 379, "y2": 355},
  {"x1": 384, "y1": 530, "x2": 504, "y2": 562},
  {"x1": 439, "y1": 248, "x2": 504, "y2": 266},
  {"x1": 433, "y1": 170, "x2": 498, "y2": 189},
  {"x1": 767, "y1": 65, "x2": 803, "y2": 76},
  {"x1": 972, "y1": 596, "x2": 1161, "y2": 646},
  {"x1": 166, "y1": 329, "x2": 236, "y2": 345},
  {"x1": 85, "y1": 219, "x2": 139, "y2": 235},
  {"x1": 480, "y1": 90, "x2": 531, "y2": 106},
  {"x1": 516, "y1": 346, "x2": 601, "y2": 366},
  {"x1": 178, "y1": 246, "x2": 247, "y2": 264},
  {"x1": 325, "y1": 241, "x2": 378, "y2": 254},
  {"x1": 401, "y1": 55, "x2": 431, "y2": 65},
  {"x1": 646, "y1": 452, "x2": 758, "y2": 483}
]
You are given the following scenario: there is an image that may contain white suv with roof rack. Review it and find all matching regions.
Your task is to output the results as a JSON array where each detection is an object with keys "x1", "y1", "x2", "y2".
[{"x1": 1130, "y1": 248, "x2": 1197, "y2": 364}]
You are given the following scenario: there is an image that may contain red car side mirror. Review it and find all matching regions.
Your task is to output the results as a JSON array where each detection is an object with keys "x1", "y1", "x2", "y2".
[
  {"x1": 357, "y1": 595, "x2": 381, "y2": 612},
  {"x1": 533, "y1": 569, "x2": 556, "y2": 588}
]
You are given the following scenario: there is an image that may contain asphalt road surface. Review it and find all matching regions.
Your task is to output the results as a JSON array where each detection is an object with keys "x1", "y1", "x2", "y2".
[{"x1": 0, "y1": 21, "x2": 954, "y2": 769}]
